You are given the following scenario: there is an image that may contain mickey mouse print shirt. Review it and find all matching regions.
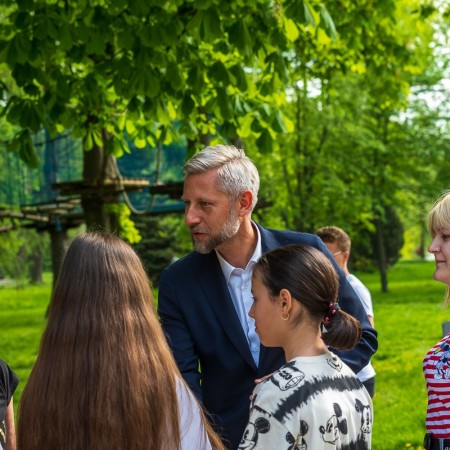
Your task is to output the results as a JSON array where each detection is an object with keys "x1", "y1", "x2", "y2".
[
  {"x1": 238, "y1": 352, "x2": 372, "y2": 450},
  {"x1": 423, "y1": 333, "x2": 450, "y2": 438}
]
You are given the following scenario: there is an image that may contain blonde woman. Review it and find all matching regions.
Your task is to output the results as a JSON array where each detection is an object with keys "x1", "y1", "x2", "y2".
[
  {"x1": 424, "y1": 192, "x2": 450, "y2": 449},
  {"x1": 18, "y1": 232, "x2": 224, "y2": 450}
]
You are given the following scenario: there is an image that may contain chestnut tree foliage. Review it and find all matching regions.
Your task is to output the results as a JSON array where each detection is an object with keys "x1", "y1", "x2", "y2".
[
  {"x1": 1, "y1": 0, "x2": 450, "y2": 292},
  {"x1": 0, "y1": 0, "x2": 337, "y2": 229},
  {"x1": 0, "y1": 0, "x2": 336, "y2": 165}
]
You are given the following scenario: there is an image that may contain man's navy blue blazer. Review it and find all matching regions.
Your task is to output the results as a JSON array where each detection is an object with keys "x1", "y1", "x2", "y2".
[{"x1": 158, "y1": 223, "x2": 378, "y2": 450}]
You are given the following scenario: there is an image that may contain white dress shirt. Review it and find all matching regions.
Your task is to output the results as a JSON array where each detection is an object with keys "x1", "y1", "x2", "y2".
[{"x1": 216, "y1": 223, "x2": 262, "y2": 366}]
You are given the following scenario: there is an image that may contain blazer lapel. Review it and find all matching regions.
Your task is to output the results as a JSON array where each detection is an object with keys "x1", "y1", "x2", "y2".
[
  {"x1": 257, "y1": 223, "x2": 281, "y2": 254},
  {"x1": 198, "y1": 252, "x2": 257, "y2": 371}
]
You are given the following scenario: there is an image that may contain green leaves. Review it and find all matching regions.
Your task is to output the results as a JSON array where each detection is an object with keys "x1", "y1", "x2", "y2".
[
  {"x1": 319, "y1": 4, "x2": 336, "y2": 39},
  {"x1": 194, "y1": 0, "x2": 213, "y2": 9},
  {"x1": 187, "y1": 66, "x2": 205, "y2": 92},
  {"x1": 271, "y1": 110, "x2": 287, "y2": 133},
  {"x1": 209, "y1": 61, "x2": 230, "y2": 85},
  {"x1": 129, "y1": 0, "x2": 152, "y2": 16},
  {"x1": 166, "y1": 62, "x2": 184, "y2": 91},
  {"x1": 199, "y1": 9, "x2": 222, "y2": 42},
  {"x1": 106, "y1": 136, "x2": 130, "y2": 157},
  {"x1": 4, "y1": 33, "x2": 31, "y2": 65},
  {"x1": 256, "y1": 129, "x2": 273, "y2": 153},
  {"x1": 83, "y1": 128, "x2": 103, "y2": 151},
  {"x1": 217, "y1": 88, "x2": 233, "y2": 120},
  {"x1": 0, "y1": 0, "x2": 342, "y2": 171},
  {"x1": 8, "y1": 130, "x2": 39, "y2": 168},
  {"x1": 265, "y1": 52, "x2": 289, "y2": 84},
  {"x1": 229, "y1": 64, "x2": 248, "y2": 91},
  {"x1": 129, "y1": 70, "x2": 160, "y2": 98},
  {"x1": 5, "y1": 98, "x2": 43, "y2": 132},
  {"x1": 285, "y1": 0, "x2": 316, "y2": 28},
  {"x1": 181, "y1": 94, "x2": 195, "y2": 117},
  {"x1": 284, "y1": 18, "x2": 300, "y2": 42},
  {"x1": 229, "y1": 20, "x2": 253, "y2": 58}
]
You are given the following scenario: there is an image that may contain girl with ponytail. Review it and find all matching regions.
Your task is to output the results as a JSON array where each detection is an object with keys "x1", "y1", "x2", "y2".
[{"x1": 238, "y1": 244, "x2": 372, "y2": 450}]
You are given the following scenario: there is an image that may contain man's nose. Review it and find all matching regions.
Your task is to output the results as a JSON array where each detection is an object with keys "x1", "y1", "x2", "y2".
[{"x1": 185, "y1": 205, "x2": 200, "y2": 226}]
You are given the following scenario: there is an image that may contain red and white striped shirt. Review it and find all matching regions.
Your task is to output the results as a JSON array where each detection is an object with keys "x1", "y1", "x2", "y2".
[{"x1": 423, "y1": 333, "x2": 450, "y2": 438}]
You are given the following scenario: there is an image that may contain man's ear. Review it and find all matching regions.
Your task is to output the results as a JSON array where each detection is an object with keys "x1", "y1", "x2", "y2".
[
  {"x1": 238, "y1": 190, "x2": 253, "y2": 216},
  {"x1": 343, "y1": 250, "x2": 350, "y2": 264}
]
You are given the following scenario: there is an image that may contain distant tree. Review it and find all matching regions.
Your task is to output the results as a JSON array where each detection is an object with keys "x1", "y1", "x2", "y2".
[
  {"x1": 351, "y1": 206, "x2": 404, "y2": 290},
  {"x1": 249, "y1": 0, "x2": 440, "y2": 291},
  {"x1": 0, "y1": 227, "x2": 49, "y2": 284},
  {"x1": 133, "y1": 214, "x2": 190, "y2": 287}
]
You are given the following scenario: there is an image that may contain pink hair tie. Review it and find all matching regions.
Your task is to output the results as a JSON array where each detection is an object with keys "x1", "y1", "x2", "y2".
[{"x1": 324, "y1": 302, "x2": 340, "y2": 324}]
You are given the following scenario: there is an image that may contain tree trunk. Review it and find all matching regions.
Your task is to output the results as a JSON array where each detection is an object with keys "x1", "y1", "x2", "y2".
[
  {"x1": 49, "y1": 227, "x2": 69, "y2": 289},
  {"x1": 81, "y1": 140, "x2": 120, "y2": 231},
  {"x1": 417, "y1": 221, "x2": 427, "y2": 259},
  {"x1": 29, "y1": 252, "x2": 44, "y2": 284},
  {"x1": 374, "y1": 218, "x2": 388, "y2": 292}
]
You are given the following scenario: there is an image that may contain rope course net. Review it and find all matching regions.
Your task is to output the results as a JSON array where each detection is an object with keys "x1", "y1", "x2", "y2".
[{"x1": 0, "y1": 130, "x2": 186, "y2": 231}]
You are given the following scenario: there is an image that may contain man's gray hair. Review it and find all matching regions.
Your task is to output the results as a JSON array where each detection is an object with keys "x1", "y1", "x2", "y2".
[{"x1": 184, "y1": 144, "x2": 260, "y2": 211}]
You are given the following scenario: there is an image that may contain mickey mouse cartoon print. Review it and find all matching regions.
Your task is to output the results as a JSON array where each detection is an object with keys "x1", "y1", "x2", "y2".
[
  {"x1": 326, "y1": 353, "x2": 343, "y2": 372},
  {"x1": 271, "y1": 361, "x2": 305, "y2": 391},
  {"x1": 355, "y1": 399, "x2": 373, "y2": 436},
  {"x1": 434, "y1": 342, "x2": 450, "y2": 380},
  {"x1": 319, "y1": 403, "x2": 348, "y2": 445},
  {"x1": 239, "y1": 416, "x2": 270, "y2": 450},
  {"x1": 286, "y1": 420, "x2": 309, "y2": 450}
]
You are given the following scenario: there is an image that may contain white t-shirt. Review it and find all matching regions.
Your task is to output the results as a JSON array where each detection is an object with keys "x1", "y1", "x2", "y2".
[
  {"x1": 347, "y1": 274, "x2": 376, "y2": 382},
  {"x1": 177, "y1": 378, "x2": 213, "y2": 450}
]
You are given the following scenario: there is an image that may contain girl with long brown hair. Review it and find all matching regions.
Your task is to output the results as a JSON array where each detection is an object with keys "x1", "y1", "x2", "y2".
[{"x1": 18, "y1": 231, "x2": 224, "y2": 450}]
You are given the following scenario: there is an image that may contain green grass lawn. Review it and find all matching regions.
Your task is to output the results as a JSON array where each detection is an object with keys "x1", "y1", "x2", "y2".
[
  {"x1": 0, "y1": 274, "x2": 51, "y2": 403},
  {"x1": 359, "y1": 261, "x2": 447, "y2": 450},
  {"x1": 0, "y1": 261, "x2": 446, "y2": 449}
]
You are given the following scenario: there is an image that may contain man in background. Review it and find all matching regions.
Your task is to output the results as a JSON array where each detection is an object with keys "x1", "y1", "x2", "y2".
[{"x1": 316, "y1": 225, "x2": 376, "y2": 397}]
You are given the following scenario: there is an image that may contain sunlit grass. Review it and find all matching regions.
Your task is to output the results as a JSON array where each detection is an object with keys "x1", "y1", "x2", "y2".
[
  {"x1": 359, "y1": 261, "x2": 445, "y2": 450},
  {"x1": 0, "y1": 274, "x2": 51, "y2": 401},
  {"x1": 0, "y1": 261, "x2": 446, "y2": 448}
]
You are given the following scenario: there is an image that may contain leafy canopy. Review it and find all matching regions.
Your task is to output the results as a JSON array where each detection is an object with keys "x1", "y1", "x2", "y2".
[{"x1": 0, "y1": 0, "x2": 336, "y2": 166}]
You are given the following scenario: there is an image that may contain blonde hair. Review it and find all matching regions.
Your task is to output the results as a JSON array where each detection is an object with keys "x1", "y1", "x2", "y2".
[
  {"x1": 428, "y1": 191, "x2": 450, "y2": 237},
  {"x1": 18, "y1": 232, "x2": 224, "y2": 450},
  {"x1": 428, "y1": 191, "x2": 450, "y2": 303}
]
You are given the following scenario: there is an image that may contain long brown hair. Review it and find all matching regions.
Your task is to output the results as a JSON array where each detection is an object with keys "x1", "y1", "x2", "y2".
[
  {"x1": 18, "y1": 232, "x2": 224, "y2": 450},
  {"x1": 255, "y1": 244, "x2": 361, "y2": 350}
]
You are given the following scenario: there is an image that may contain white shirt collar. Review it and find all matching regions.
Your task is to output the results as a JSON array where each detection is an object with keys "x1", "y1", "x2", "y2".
[{"x1": 216, "y1": 222, "x2": 262, "y2": 282}]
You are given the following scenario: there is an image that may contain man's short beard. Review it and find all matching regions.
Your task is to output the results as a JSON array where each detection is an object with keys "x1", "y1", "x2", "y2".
[{"x1": 192, "y1": 208, "x2": 240, "y2": 254}]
